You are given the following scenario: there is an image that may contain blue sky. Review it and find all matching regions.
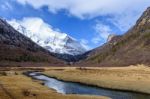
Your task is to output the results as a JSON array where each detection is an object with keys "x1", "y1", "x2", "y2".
[{"x1": 0, "y1": 0, "x2": 150, "y2": 50}]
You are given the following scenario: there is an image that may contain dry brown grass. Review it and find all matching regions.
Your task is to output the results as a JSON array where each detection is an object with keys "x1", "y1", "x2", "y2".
[
  {"x1": 44, "y1": 64, "x2": 150, "y2": 94},
  {"x1": 0, "y1": 71, "x2": 109, "y2": 99}
]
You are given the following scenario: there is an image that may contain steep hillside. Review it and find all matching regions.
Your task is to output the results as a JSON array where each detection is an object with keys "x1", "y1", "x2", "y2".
[
  {"x1": 79, "y1": 7, "x2": 150, "y2": 66},
  {"x1": 0, "y1": 18, "x2": 64, "y2": 66}
]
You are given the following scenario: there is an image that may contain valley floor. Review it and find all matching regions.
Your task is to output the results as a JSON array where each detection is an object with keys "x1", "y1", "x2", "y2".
[
  {"x1": 0, "y1": 65, "x2": 150, "y2": 99},
  {"x1": 0, "y1": 70, "x2": 108, "y2": 99},
  {"x1": 44, "y1": 65, "x2": 150, "y2": 94}
]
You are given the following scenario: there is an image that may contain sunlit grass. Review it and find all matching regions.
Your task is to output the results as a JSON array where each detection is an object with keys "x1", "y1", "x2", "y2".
[
  {"x1": 0, "y1": 71, "x2": 109, "y2": 99},
  {"x1": 44, "y1": 65, "x2": 150, "y2": 94}
]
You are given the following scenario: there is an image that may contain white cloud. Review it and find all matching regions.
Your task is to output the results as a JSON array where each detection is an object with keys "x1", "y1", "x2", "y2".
[
  {"x1": 107, "y1": 11, "x2": 142, "y2": 32},
  {"x1": 8, "y1": 17, "x2": 89, "y2": 50},
  {"x1": 10, "y1": 17, "x2": 67, "y2": 40},
  {"x1": 15, "y1": 0, "x2": 150, "y2": 40},
  {"x1": 92, "y1": 22, "x2": 113, "y2": 44},
  {"x1": 1, "y1": 1, "x2": 13, "y2": 11},
  {"x1": 14, "y1": 0, "x2": 150, "y2": 47},
  {"x1": 80, "y1": 39, "x2": 91, "y2": 50},
  {"x1": 15, "y1": 0, "x2": 150, "y2": 19}
]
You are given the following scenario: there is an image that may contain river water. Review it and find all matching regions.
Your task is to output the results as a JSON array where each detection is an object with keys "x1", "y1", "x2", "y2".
[{"x1": 28, "y1": 72, "x2": 150, "y2": 99}]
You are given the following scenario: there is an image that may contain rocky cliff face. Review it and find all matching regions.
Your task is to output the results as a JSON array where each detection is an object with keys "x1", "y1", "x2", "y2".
[
  {"x1": 107, "y1": 34, "x2": 116, "y2": 42},
  {"x1": 78, "y1": 7, "x2": 150, "y2": 66},
  {"x1": 136, "y1": 7, "x2": 150, "y2": 30}
]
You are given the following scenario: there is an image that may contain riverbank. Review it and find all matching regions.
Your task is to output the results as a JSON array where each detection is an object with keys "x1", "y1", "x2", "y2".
[
  {"x1": 0, "y1": 71, "x2": 109, "y2": 99},
  {"x1": 0, "y1": 65, "x2": 150, "y2": 99},
  {"x1": 44, "y1": 65, "x2": 150, "y2": 94}
]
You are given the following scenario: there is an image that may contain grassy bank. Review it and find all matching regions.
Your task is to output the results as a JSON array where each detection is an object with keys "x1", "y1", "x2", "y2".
[
  {"x1": 44, "y1": 65, "x2": 150, "y2": 94},
  {"x1": 0, "y1": 71, "x2": 109, "y2": 99},
  {"x1": 0, "y1": 65, "x2": 150, "y2": 99}
]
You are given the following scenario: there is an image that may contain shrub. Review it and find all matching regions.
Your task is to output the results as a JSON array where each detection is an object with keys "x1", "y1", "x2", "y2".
[{"x1": 22, "y1": 89, "x2": 30, "y2": 96}]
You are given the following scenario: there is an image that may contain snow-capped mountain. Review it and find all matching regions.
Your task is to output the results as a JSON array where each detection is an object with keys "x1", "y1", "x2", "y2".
[
  {"x1": 8, "y1": 20, "x2": 86, "y2": 55},
  {"x1": 0, "y1": 18, "x2": 64, "y2": 65}
]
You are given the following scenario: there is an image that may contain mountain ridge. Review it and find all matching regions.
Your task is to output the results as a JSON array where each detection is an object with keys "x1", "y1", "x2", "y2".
[
  {"x1": 8, "y1": 20, "x2": 86, "y2": 56},
  {"x1": 78, "y1": 7, "x2": 150, "y2": 66},
  {"x1": 0, "y1": 18, "x2": 64, "y2": 67}
]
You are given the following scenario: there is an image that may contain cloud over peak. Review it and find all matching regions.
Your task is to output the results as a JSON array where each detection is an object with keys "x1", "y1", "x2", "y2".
[
  {"x1": 16, "y1": 0, "x2": 150, "y2": 19},
  {"x1": 92, "y1": 23, "x2": 113, "y2": 44},
  {"x1": 15, "y1": 0, "x2": 150, "y2": 36},
  {"x1": 8, "y1": 17, "x2": 90, "y2": 51},
  {"x1": 12, "y1": 0, "x2": 150, "y2": 48},
  {"x1": 11, "y1": 17, "x2": 69, "y2": 38}
]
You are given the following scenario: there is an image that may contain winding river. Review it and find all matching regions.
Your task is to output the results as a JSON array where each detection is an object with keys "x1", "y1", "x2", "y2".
[{"x1": 28, "y1": 72, "x2": 150, "y2": 99}]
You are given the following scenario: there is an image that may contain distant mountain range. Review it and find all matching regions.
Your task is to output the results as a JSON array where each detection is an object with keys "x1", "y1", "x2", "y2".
[
  {"x1": 0, "y1": 7, "x2": 149, "y2": 67},
  {"x1": 78, "y1": 7, "x2": 150, "y2": 66}
]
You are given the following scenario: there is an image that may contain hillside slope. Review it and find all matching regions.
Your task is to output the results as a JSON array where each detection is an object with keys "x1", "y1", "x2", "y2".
[
  {"x1": 0, "y1": 18, "x2": 64, "y2": 66},
  {"x1": 79, "y1": 7, "x2": 150, "y2": 66}
]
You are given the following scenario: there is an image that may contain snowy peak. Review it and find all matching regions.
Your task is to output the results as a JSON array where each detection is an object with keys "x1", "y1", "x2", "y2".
[{"x1": 8, "y1": 20, "x2": 86, "y2": 55}]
